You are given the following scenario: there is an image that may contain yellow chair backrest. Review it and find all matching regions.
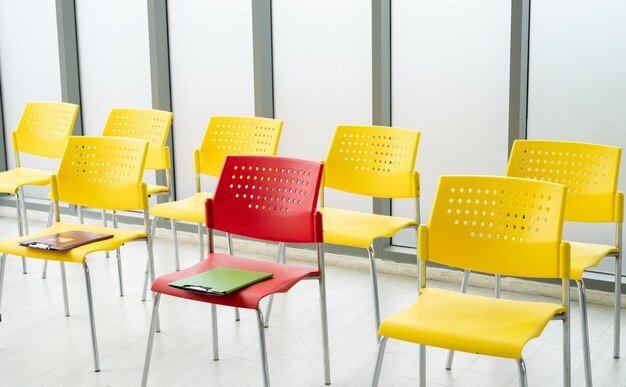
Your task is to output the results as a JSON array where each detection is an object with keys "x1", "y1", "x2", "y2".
[
  {"x1": 424, "y1": 175, "x2": 568, "y2": 278},
  {"x1": 13, "y1": 102, "x2": 79, "y2": 158},
  {"x1": 506, "y1": 140, "x2": 622, "y2": 222},
  {"x1": 324, "y1": 125, "x2": 420, "y2": 198},
  {"x1": 52, "y1": 136, "x2": 149, "y2": 211},
  {"x1": 196, "y1": 116, "x2": 283, "y2": 177},
  {"x1": 102, "y1": 108, "x2": 173, "y2": 171}
]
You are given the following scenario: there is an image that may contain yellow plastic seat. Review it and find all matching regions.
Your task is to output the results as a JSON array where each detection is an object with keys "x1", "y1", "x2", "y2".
[
  {"x1": 321, "y1": 125, "x2": 420, "y2": 336},
  {"x1": 0, "y1": 136, "x2": 155, "y2": 373},
  {"x1": 379, "y1": 288, "x2": 565, "y2": 359},
  {"x1": 570, "y1": 241, "x2": 620, "y2": 280},
  {"x1": 150, "y1": 192, "x2": 212, "y2": 224},
  {"x1": 0, "y1": 102, "x2": 78, "y2": 274},
  {"x1": 372, "y1": 176, "x2": 571, "y2": 387},
  {"x1": 320, "y1": 208, "x2": 415, "y2": 248},
  {"x1": 0, "y1": 168, "x2": 55, "y2": 192},
  {"x1": 0, "y1": 221, "x2": 145, "y2": 264},
  {"x1": 149, "y1": 116, "x2": 282, "y2": 271}
]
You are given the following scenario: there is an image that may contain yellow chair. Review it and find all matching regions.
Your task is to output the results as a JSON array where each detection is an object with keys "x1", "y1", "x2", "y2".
[
  {"x1": 508, "y1": 140, "x2": 622, "y2": 386},
  {"x1": 0, "y1": 102, "x2": 78, "y2": 273},
  {"x1": 0, "y1": 136, "x2": 155, "y2": 372},
  {"x1": 149, "y1": 116, "x2": 283, "y2": 272},
  {"x1": 102, "y1": 108, "x2": 173, "y2": 198},
  {"x1": 40, "y1": 108, "x2": 173, "y2": 289},
  {"x1": 320, "y1": 125, "x2": 420, "y2": 336},
  {"x1": 446, "y1": 140, "x2": 622, "y2": 387},
  {"x1": 372, "y1": 175, "x2": 571, "y2": 387}
]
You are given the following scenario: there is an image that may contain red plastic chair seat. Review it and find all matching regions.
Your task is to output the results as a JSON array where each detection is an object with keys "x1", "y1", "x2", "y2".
[{"x1": 151, "y1": 253, "x2": 320, "y2": 310}]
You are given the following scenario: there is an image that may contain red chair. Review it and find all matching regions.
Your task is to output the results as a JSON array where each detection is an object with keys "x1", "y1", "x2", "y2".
[{"x1": 141, "y1": 155, "x2": 330, "y2": 387}]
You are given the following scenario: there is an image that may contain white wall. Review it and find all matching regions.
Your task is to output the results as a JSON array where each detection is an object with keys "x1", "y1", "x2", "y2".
[
  {"x1": 528, "y1": 0, "x2": 626, "y2": 275},
  {"x1": 272, "y1": 0, "x2": 372, "y2": 212},
  {"x1": 391, "y1": 0, "x2": 511, "y2": 247},
  {"x1": 0, "y1": 0, "x2": 63, "y2": 199},
  {"x1": 75, "y1": 0, "x2": 152, "y2": 136},
  {"x1": 168, "y1": 0, "x2": 255, "y2": 199}
]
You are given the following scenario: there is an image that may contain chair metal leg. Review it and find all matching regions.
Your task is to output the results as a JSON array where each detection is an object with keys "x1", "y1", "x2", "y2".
[
  {"x1": 495, "y1": 274, "x2": 501, "y2": 298},
  {"x1": 42, "y1": 260, "x2": 48, "y2": 280},
  {"x1": 142, "y1": 258, "x2": 150, "y2": 302},
  {"x1": 212, "y1": 304, "x2": 219, "y2": 361},
  {"x1": 256, "y1": 307, "x2": 270, "y2": 387},
  {"x1": 77, "y1": 205, "x2": 84, "y2": 224},
  {"x1": 171, "y1": 218, "x2": 180, "y2": 271},
  {"x1": 264, "y1": 242, "x2": 285, "y2": 327},
  {"x1": 226, "y1": 234, "x2": 241, "y2": 322},
  {"x1": 47, "y1": 200, "x2": 55, "y2": 227},
  {"x1": 319, "y1": 275, "x2": 331, "y2": 384},
  {"x1": 198, "y1": 223, "x2": 204, "y2": 261},
  {"x1": 112, "y1": 211, "x2": 124, "y2": 296},
  {"x1": 102, "y1": 209, "x2": 110, "y2": 259},
  {"x1": 15, "y1": 192, "x2": 27, "y2": 274},
  {"x1": 371, "y1": 336, "x2": 389, "y2": 387},
  {"x1": 446, "y1": 268, "x2": 471, "y2": 370},
  {"x1": 143, "y1": 217, "x2": 158, "y2": 298},
  {"x1": 115, "y1": 248, "x2": 124, "y2": 297},
  {"x1": 0, "y1": 254, "x2": 7, "y2": 322},
  {"x1": 141, "y1": 293, "x2": 161, "y2": 387},
  {"x1": 367, "y1": 245, "x2": 382, "y2": 341},
  {"x1": 42, "y1": 203, "x2": 55, "y2": 279},
  {"x1": 19, "y1": 188, "x2": 30, "y2": 274},
  {"x1": 60, "y1": 262, "x2": 70, "y2": 317},
  {"x1": 142, "y1": 218, "x2": 158, "y2": 302},
  {"x1": 517, "y1": 358, "x2": 528, "y2": 387},
  {"x1": 576, "y1": 280, "x2": 593, "y2": 387},
  {"x1": 82, "y1": 262, "x2": 100, "y2": 372},
  {"x1": 563, "y1": 280, "x2": 571, "y2": 387},
  {"x1": 613, "y1": 247, "x2": 622, "y2": 359},
  {"x1": 419, "y1": 344, "x2": 426, "y2": 387}
]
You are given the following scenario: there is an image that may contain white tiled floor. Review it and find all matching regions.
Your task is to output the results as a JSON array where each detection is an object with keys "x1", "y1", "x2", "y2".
[{"x1": 0, "y1": 213, "x2": 624, "y2": 386}]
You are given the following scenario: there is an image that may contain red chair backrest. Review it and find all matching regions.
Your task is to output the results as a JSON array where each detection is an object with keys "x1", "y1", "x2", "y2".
[{"x1": 206, "y1": 155, "x2": 324, "y2": 243}]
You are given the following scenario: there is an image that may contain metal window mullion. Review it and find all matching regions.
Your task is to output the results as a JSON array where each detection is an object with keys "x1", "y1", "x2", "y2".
[
  {"x1": 148, "y1": 0, "x2": 176, "y2": 203},
  {"x1": 252, "y1": 0, "x2": 274, "y2": 118},
  {"x1": 372, "y1": 0, "x2": 392, "y2": 256},
  {"x1": 0, "y1": 74, "x2": 6, "y2": 172},
  {"x1": 508, "y1": 0, "x2": 530, "y2": 153},
  {"x1": 56, "y1": 0, "x2": 83, "y2": 136}
]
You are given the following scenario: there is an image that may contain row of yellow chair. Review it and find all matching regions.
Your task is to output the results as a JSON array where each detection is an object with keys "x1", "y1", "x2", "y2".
[{"x1": 0, "y1": 101, "x2": 622, "y2": 387}]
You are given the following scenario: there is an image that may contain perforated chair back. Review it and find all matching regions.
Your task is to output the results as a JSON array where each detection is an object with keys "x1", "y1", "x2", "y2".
[
  {"x1": 506, "y1": 140, "x2": 622, "y2": 222},
  {"x1": 13, "y1": 102, "x2": 79, "y2": 158},
  {"x1": 197, "y1": 117, "x2": 283, "y2": 177},
  {"x1": 102, "y1": 108, "x2": 172, "y2": 171},
  {"x1": 52, "y1": 136, "x2": 149, "y2": 211},
  {"x1": 425, "y1": 175, "x2": 568, "y2": 278},
  {"x1": 324, "y1": 125, "x2": 420, "y2": 198},
  {"x1": 206, "y1": 155, "x2": 323, "y2": 244}
]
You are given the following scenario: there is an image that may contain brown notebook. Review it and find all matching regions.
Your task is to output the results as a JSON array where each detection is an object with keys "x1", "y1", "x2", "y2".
[{"x1": 18, "y1": 231, "x2": 114, "y2": 251}]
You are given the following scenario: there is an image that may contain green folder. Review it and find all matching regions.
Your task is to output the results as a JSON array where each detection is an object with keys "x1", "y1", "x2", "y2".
[{"x1": 168, "y1": 267, "x2": 273, "y2": 296}]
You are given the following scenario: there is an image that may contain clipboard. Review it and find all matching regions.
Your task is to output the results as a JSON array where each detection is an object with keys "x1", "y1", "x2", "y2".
[
  {"x1": 168, "y1": 267, "x2": 273, "y2": 296},
  {"x1": 18, "y1": 230, "x2": 114, "y2": 251}
]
